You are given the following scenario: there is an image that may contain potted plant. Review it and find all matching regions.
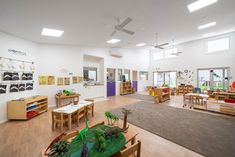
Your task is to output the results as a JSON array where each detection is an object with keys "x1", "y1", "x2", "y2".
[
  {"x1": 104, "y1": 112, "x2": 119, "y2": 126},
  {"x1": 48, "y1": 140, "x2": 70, "y2": 157},
  {"x1": 122, "y1": 108, "x2": 132, "y2": 132}
]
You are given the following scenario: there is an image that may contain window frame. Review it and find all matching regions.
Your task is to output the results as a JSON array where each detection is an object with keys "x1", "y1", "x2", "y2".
[
  {"x1": 139, "y1": 71, "x2": 149, "y2": 81},
  {"x1": 153, "y1": 71, "x2": 177, "y2": 87},
  {"x1": 207, "y1": 37, "x2": 230, "y2": 54}
]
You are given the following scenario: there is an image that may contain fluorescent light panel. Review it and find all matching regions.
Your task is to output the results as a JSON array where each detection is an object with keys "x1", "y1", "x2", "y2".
[
  {"x1": 187, "y1": 0, "x2": 218, "y2": 12},
  {"x1": 107, "y1": 39, "x2": 121, "y2": 44},
  {"x1": 203, "y1": 32, "x2": 215, "y2": 37},
  {"x1": 41, "y1": 28, "x2": 64, "y2": 37},
  {"x1": 136, "y1": 43, "x2": 146, "y2": 47},
  {"x1": 198, "y1": 22, "x2": 216, "y2": 30}
]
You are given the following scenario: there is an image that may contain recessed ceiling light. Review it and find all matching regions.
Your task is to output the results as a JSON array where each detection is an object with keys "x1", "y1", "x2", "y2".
[
  {"x1": 136, "y1": 43, "x2": 146, "y2": 47},
  {"x1": 203, "y1": 32, "x2": 215, "y2": 37},
  {"x1": 107, "y1": 39, "x2": 121, "y2": 44},
  {"x1": 187, "y1": 0, "x2": 218, "y2": 12},
  {"x1": 41, "y1": 28, "x2": 64, "y2": 37},
  {"x1": 198, "y1": 22, "x2": 216, "y2": 30}
]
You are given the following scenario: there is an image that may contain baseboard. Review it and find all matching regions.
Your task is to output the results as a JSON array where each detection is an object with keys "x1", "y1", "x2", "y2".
[{"x1": 0, "y1": 119, "x2": 8, "y2": 124}]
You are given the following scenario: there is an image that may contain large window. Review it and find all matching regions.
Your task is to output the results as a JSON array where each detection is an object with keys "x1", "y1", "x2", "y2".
[
  {"x1": 139, "y1": 71, "x2": 148, "y2": 81},
  {"x1": 207, "y1": 37, "x2": 230, "y2": 53},
  {"x1": 198, "y1": 67, "x2": 229, "y2": 90},
  {"x1": 153, "y1": 71, "x2": 177, "y2": 87},
  {"x1": 153, "y1": 48, "x2": 177, "y2": 60},
  {"x1": 83, "y1": 67, "x2": 97, "y2": 81}
]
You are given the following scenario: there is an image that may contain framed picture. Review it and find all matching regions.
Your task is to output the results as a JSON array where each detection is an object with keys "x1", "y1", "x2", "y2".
[
  {"x1": 48, "y1": 76, "x2": 55, "y2": 85},
  {"x1": 72, "y1": 76, "x2": 78, "y2": 84},
  {"x1": 57, "y1": 77, "x2": 64, "y2": 86},
  {"x1": 77, "y1": 76, "x2": 83, "y2": 83},
  {"x1": 64, "y1": 77, "x2": 70, "y2": 85},
  {"x1": 39, "y1": 76, "x2": 47, "y2": 85}
]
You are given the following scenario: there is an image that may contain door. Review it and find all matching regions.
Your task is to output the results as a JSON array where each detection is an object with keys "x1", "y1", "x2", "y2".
[
  {"x1": 107, "y1": 68, "x2": 116, "y2": 97},
  {"x1": 132, "y1": 70, "x2": 138, "y2": 92}
]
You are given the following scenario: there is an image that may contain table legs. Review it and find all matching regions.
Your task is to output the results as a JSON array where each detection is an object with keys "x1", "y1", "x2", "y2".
[{"x1": 68, "y1": 114, "x2": 72, "y2": 130}]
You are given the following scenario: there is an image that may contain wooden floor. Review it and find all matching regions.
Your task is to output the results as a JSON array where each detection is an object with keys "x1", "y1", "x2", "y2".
[{"x1": 1, "y1": 94, "x2": 227, "y2": 157}]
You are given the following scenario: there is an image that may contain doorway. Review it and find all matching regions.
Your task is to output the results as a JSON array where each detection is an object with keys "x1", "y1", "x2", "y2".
[{"x1": 107, "y1": 68, "x2": 116, "y2": 97}]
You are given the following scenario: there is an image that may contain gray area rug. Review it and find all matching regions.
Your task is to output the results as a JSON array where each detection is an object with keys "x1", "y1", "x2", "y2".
[
  {"x1": 123, "y1": 93, "x2": 154, "y2": 102},
  {"x1": 110, "y1": 101, "x2": 235, "y2": 157}
]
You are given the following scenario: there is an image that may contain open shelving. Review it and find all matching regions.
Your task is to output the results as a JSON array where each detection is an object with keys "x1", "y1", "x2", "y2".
[
  {"x1": 120, "y1": 81, "x2": 134, "y2": 95},
  {"x1": 154, "y1": 87, "x2": 170, "y2": 103},
  {"x1": 7, "y1": 96, "x2": 48, "y2": 120}
]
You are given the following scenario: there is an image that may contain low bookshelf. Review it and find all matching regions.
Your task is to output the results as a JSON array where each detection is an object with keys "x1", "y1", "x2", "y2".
[
  {"x1": 154, "y1": 87, "x2": 170, "y2": 103},
  {"x1": 120, "y1": 81, "x2": 134, "y2": 95},
  {"x1": 7, "y1": 95, "x2": 48, "y2": 120}
]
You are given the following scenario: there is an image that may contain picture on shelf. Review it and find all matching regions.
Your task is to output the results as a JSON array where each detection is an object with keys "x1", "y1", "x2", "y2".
[
  {"x1": 10, "y1": 84, "x2": 18, "y2": 92},
  {"x1": 57, "y1": 77, "x2": 64, "y2": 86},
  {"x1": 48, "y1": 76, "x2": 55, "y2": 85},
  {"x1": 0, "y1": 85, "x2": 7, "y2": 94},
  {"x1": 39, "y1": 76, "x2": 47, "y2": 85}
]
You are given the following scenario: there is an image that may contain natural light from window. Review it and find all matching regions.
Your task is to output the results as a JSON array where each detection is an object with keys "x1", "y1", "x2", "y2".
[
  {"x1": 153, "y1": 51, "x2": 164, "y2": 60},
  {"x1": 207, "y1": 37, "x2": 229, "y2": 53}
]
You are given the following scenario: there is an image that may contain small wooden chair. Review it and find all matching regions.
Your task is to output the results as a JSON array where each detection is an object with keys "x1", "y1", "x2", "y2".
[
  {"x1": 183, "y1": 94, "x2": 192, "y2": 108},
  {"x1": 52, "y1": 111, "x2": 69, "y2": 132},
  {"x1": 84, "y1": 99, "x2": 94, "y2": 117},
  {"x1": 112, "y1": 140, "x2": 141, "y2": 157},
  {"x1": 72, "y1": 106, "x2": 86, "y2": 126},
  {"x1": 88, "y1": 121, "x2": 105, "y2": 129}
]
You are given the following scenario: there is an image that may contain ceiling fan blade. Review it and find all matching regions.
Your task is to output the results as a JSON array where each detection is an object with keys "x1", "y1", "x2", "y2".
[
  {"x1": 154, "y1": 45, "x2": 164, "y2": 49},
  {"x1": 122, "y1": 29, "x2": 135, "y2": 35},
  {"x1": 158, "y1": 43, "x2": 169, "y2": 47},
  {"x1": 119, "y1": 17, "x2": 132, "y2": 28},
  {"x1": 110, "y1": 30, "x2": 117, "y2": 36}
]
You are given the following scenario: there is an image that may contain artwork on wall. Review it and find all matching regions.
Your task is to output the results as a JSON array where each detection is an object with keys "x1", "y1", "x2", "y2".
[
  {"x1": 0, "y1": 85, "x2": 7, "y2": 94},
  {"x1": 3, "y1": 72, "x2": 12, "y2": 81},
  {"x1": 10, "y1": 84, "x2": 18, "y2": 93},
  {"x1": 64, "y1": 77, "x2": 70, "y2": 85},
  {"x1": 26, "y1": 83, "x2": 33, "y2": 90},
  {"x1": 177, "y1": 69, "x2": 194, "y2": 85},
  {"x1": 48, "y1": 76, "x2": 55, "y2": 85},
  {"x1": 57, "y1": 77, "x2": 64, "y2": 86},
  {"x1": 18, "y1": 84, "x2": 26, "y2": 91},
  {"x1": 78, "y1": 76, "x2": 83, "y2": 83},
  {"x1": 72, "y1": 76, "x2": 78, "y2": 84},
  {"x1": 39, "y1": 76, "x2": 47, "y2": 85}
]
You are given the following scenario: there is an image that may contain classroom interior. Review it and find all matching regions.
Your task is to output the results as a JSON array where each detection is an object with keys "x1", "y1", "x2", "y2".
[{"x1": 0, "y1": 0, "x2": 235, "y2": 157}]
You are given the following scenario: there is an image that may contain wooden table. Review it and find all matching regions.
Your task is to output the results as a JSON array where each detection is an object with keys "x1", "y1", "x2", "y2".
[
  {"x1": 52, "y1": 100, "x2": 93, "y2": 130},
  {"x1": 42, "y1": 124, "x2": 138, "y2": 157},
  {"x1": 184, "y1": 93, "x2": 209, "y2": 110},
  {"x1": 55, "y1": 94, "x2": 80, "y2": 108}
]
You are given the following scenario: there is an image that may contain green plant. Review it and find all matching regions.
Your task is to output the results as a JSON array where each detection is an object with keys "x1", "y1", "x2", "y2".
[
  {"x1": 104, "y1": 112, "x2": 119, "y2": 125},
  {"x1": 48, "y1": 140, "x2": 70, "y2": 157},
  {"x1": 94, "y1": 128, "x2": 106, "y2": 152}
]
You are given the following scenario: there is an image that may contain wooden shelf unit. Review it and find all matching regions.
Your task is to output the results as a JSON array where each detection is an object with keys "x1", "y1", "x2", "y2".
[
  {"x1": 154, "y1": 87, "x2": 170, "y2": 103},
  {"x1": 177, "y1": 85, "x2": 194, "y2": 94},
  {"x1": 7, "y1": 96, "x2": 48, "y2": 120},
  {"x1": 120, "y1": 81, "x2": 134, "y2": 95}
]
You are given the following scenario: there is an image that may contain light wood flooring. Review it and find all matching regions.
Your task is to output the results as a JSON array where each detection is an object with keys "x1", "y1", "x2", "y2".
[{"x1": 1, "y1": 94, "x2": 230, "y2": 157}]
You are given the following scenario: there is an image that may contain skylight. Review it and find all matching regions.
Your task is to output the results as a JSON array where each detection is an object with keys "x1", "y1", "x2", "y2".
[
  {"x1": 187, "y1": 0, "x2": 218, "y2": 13},
  {"x1": 136, "y1": 43, "x2": 146, "y2": 47},
  {"x1": 41, "y1": 28, "x2": 64, "y2": 37}
]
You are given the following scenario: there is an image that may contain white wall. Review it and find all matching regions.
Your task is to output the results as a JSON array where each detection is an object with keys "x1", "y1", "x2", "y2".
[
  {"x1": 0, "y1": 32, "x2": 151, "y2": 123},
  {"x1": 0, "y1": 32, "x2": 37, "y2": 123},
  {"x1": 149, "y1": 32, "x2": 235, "y2": 87}
]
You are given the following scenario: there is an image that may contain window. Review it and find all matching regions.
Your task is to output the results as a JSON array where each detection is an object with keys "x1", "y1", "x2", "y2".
[
  {"x1": 139, "y1": 71, "x2": 148, "y2": 80},
  {"x1": 207, "y1": 37, "x2": 229, "y2": 53},
  {"x1": 153, "y1": 71, "x2": 177, "y2": 87},
  {"x1": 165, "y1": 48, "x2": 177, "y2": 58},
  {"x1": 124, "y1": 69, "x2": 130, "y2": 81},
  {"x1": 83, "y1": 67, "x2": 97, "y2": 81},
  {"x1": 197, "y1": 67, "x2": 229, "y2": 90},
  {"x1": 153, "y1": 51, "x2": 164, "y2": 60},
  {"x1": 118, "y1": 69, "x2": 123, "y2": 81}
]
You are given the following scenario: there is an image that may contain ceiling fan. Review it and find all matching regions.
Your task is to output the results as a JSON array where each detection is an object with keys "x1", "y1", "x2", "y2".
[
  {"x1": 151, "y1": 33, "x2": 169, "y2": 49},
  {"x1": 110, "y1": 17, "x2": 135, "y2": 36}
]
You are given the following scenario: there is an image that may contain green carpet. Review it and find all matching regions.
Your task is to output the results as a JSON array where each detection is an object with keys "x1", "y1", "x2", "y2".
[{"x1": 110, "y1": 101, "x2": 235, "y2": 157}]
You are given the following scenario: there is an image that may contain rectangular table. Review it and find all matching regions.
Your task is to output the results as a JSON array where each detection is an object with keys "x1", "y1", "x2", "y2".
[
  {"x1": 55, "y1": 94, "x2": 80, "y2": 108},
  {"x1": 52, "y1": 100, "x2": 93, "y2": 130},
  {"x1": 184, "y1": 93, "x2": 209, "y2": 109}
]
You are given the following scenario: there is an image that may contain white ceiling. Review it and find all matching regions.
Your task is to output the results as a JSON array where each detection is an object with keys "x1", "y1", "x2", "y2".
[{"x1": 0, "y1": 0, "x2": 235, "y2": 48}]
